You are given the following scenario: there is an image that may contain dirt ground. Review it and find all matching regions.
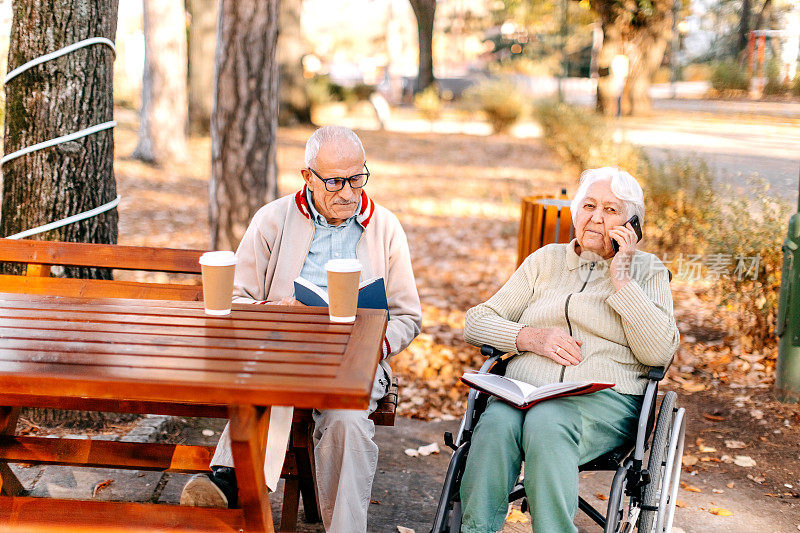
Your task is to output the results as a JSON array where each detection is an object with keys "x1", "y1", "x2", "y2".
[{"x1": 108, "y1": 107, "x2": 799, "y2": 530}]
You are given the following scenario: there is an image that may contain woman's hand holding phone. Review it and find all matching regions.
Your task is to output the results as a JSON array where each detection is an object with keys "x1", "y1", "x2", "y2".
[{"x1": 609, "y1": 215, "x2": 642, "y2": 291}]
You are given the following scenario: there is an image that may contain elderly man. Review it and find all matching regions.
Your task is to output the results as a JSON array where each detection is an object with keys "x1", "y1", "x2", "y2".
[{"x1": 181, "y1": 125, "x2": 422, "y2": 532}]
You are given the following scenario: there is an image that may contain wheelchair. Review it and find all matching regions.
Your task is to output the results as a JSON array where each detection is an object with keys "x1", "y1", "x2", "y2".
[{"x1": 431, "y1": 345, "x2": 686, "y2": 533}]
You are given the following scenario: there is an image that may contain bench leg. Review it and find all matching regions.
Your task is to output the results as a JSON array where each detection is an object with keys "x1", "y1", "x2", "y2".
[
  {"x1": 0, "y1": 407, "x2": 24, "y2": 496},
  {"x1": 279, "y1": 478, "x2": 300, "y2": 532},
  {"x1": 289, "y1": 414, "x2": 321, "y2": 524},
  {"x1": 230, "y1": 405, "x2": 275, "y2": 533},
  {"x1": 296, "y1": 439, "x2": 321, "y2": 524}
]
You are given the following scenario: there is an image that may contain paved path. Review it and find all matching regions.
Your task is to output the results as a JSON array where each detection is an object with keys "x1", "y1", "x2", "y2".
[{"x1": 617, "y1": 102, "x2": 800, "y2": 203}]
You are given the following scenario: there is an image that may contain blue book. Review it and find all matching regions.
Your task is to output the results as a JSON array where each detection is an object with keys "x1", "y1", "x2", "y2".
[{"x1": 293, "y1": 276, "x2": 388, "y2": 311}]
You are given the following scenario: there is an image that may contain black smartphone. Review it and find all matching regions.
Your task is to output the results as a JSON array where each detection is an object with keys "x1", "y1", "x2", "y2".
[{"x1": 612, "y1": 214, "x2": 643, "y2": 253}]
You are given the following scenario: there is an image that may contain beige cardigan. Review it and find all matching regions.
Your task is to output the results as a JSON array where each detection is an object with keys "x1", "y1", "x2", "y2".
[{"x1": 464, "y1": 240, "x2": 679, "y2": 395}]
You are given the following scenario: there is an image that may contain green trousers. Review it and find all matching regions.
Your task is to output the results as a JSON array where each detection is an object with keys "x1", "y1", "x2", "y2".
[{"x1": 460, "y1": 389, "x2": 642, "y2": 533}]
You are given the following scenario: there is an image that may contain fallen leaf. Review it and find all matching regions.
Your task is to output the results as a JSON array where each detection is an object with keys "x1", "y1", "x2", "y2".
[
  {"x1": 506, "y1": 509, "x2": 529, "y2": 523},
  {"x1": 403, "y1": 448, "x2": 419, "y2": 457},
  {"x1": 698, "y1": 445, "x2": 717, "y2": 453},
  {"x1": 681, "y1": 482, "x2": 702, "y2": 493},
  {"x1": 733, "y1": 455, "x2": 756, "y2": 467},
  {"x1": 709, "y1": 507, "x2": 733, "y2": 516},
  {"x1": 397, "y1": 527, "x2": 415, "y2": 533},
  {"x1": 682, "y1": 454, "x2": 699, "y2": 466},
  {"x1": 726, "y1": 482, "x2": 735, "y2": 488},
  {"x1": 724, "y1": 440, "x2": 746, "y2": 449},
  {"x1": 766, "y1": 493, "x2": 781, "y2": 497},
  {"x1": 595, "y1": 493, "x2": 608, "y2": 501},
  {"x1": 370, "y1": 499, "x2": 381, "y2": 504},
  {"x1": 750, "y1": 409, "x2": 764, "y2": 420},
  {"x1": 92, "y1": 479, "x2": 114, "y2": 497},
  {"x1": 675, "y1": 500, "x2": 688, "y2": 508},
  {"x1": 201, "y1": 429, "x2": 215, "y2": 437},
  {"x1": 682, "y1": 381, "x2": 706, "y2": 392},
  {"x1": 747, "y1": 474, "x2": 766, "y2": 484},
  {"x1": 712, "y1": 489, "x2": 724, "y2": 494},
  {"x1": 702, "y1": 413, "x2": 724, "y2": 421},
  {"x1": 417, "y1": 442, "x2": 440, "y2": 456}
]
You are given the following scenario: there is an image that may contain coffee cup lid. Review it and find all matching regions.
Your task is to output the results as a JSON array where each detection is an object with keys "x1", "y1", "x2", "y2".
[
  {"x1": 325, "y1": 258, "x2": 362, "y2": 273},
  {"x1": 199, "y1": 251, "x2": 237, "y2": 266}
]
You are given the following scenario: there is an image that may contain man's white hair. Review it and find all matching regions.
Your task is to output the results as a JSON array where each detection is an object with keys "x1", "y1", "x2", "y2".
[
  {"x1": 570, "y1": 167, "x2": 645, "y2": 226},
  {"x1": 304, "y1": 125, "x2": 365, "y2": 168}
]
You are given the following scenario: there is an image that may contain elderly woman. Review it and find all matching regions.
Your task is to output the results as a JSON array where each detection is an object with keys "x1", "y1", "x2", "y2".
[{"x1": 459, "y1": 167, "x2": 679, "y2": 533}]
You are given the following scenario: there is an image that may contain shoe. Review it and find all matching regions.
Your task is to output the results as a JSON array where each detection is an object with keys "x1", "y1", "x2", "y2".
[{"x1": 180, "y1": 466, "x2": 238, "y2": 508}]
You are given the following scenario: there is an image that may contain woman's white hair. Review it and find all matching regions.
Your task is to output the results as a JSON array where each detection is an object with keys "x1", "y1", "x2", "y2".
[
  {"x1": 304, "y1": 125, "x2": 365, "y2": 168},
  {"x1": 570, "y1": 167, "x2": 645, "y2": 226}
]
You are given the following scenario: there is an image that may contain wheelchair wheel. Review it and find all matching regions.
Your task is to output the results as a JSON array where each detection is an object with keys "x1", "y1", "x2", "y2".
[
  {"x1": 639, "y1": 391, "x2": 685, "y2": 532},
  {"x1": 604, "y1": 463, "x2": 630, "y2": 533}
]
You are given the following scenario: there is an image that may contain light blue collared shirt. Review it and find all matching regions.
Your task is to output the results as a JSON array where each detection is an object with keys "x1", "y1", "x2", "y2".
[{"x1": 299, "y1": 189, "x2": 364, "y2": 290}]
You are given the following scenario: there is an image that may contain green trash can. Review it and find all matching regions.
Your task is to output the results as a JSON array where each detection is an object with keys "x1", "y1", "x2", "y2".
[{"x1": 775, "y1": 207, "x2": 800, "y2": 403}]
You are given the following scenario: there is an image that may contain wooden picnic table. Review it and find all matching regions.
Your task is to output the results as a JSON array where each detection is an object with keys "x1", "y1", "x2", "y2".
[{"x1": 0, "y1": 292, "x2": 388, "y2": 532}]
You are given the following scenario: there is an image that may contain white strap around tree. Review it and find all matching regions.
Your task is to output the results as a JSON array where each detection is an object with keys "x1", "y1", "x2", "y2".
[{"x1": 2, "y1": 37, "x2": 120, "y2": 239}]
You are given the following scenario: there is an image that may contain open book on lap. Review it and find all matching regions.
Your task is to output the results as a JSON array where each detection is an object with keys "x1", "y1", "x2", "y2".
[
  {"x1": 460, "y1": 371, "x2": 614, "y2": 409},
  {"x1": 293, "y1": 276, "x2": 388, "y2": 311}
]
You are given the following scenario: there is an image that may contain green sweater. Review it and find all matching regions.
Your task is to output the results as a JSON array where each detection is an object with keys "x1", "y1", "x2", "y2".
[{"x1": 463, "y1": 240, "x2": 679, "y2": 395}]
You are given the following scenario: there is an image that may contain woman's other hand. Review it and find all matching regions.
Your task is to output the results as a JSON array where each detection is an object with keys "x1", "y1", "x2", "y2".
[
  {"x1": 516, "y1": 326, "x2": 583, "y2": 366},
  {"x1": 609, "y1": 221, "x2": 638, "y2": 291}
]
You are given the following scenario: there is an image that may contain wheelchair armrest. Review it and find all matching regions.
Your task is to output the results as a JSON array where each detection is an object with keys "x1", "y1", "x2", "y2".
[
  {"x1": 480, "y1": 344, "x2": 505, "y2": 358},
  {"x1": 648, "y1": 366, "x2": 667, "y2": 381},
  {"x1": 478, "y1": 345, "x2": 510, "y2": 375}
]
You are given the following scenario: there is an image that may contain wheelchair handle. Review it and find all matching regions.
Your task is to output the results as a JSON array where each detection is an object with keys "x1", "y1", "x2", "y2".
[{"x1": 480, "y1": 344, "x2": 505, "y2": 358}]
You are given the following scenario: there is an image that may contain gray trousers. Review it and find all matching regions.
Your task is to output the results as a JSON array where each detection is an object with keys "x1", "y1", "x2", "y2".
[{"x1": 210, "y1": 366, "x2": 390, "y2": 532}]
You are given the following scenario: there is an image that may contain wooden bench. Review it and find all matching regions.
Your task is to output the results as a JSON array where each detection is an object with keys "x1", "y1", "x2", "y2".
[{"x1": 0, "y1": 238, "x2": 397, "y2": 532}]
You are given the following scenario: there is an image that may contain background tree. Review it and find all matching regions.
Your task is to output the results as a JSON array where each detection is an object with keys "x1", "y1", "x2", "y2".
[
  {"x1": 133, "y1": 0, "x2": 187, "y2": 164},
  {"x1": 1, "y1": 0, "x2": 125, "y2": 430},
  {"x1": 1, "y1": 0, "x2": 119, "y2": 276},
  {"x1": 591, "y1": 0, "x2": 674, "y2": 116},
  {"x1": 187, "y1": 0, "x2": 218, "y2": 134},
  {"x1": 210, "y1": 0, "x2": 279, "y2": 250},
  {"x1": 278, "y1": 0, "x2": 312, "y2": 126},
  {"x1": 409, "y1": 0, "x2": 436, "y2": 92}
]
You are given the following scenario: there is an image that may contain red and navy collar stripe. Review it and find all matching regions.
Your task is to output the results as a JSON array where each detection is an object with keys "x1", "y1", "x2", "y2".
[{"x1": 295, "y1": 186, "x2": 375, "y2": 228}]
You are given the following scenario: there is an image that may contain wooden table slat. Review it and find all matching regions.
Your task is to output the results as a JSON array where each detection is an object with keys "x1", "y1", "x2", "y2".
[
  {"x1": 0, "y1": 330, "x2": 346, "y2": 355},
  {"x1": 0, "y1": 349, "x2": 341, "y2": 376},
  {"x1": 0, "y1": 318, "x2": 349, "y2": 344},
  {"x1": 0, "y1": 308, "x2": 353, "y2": 334},
  {"x1": 0, "y1": 299, "x2": 339, "y2": 324}
]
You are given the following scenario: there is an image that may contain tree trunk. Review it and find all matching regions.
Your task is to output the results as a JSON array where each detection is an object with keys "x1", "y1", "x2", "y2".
[
  {"x1": 133, "y1": 0, "x2": 188, "y2": 164},
  {"x1": 409, "y1": 0, "x2": 436, "y2": 93},
  {"x1": 210, "y1": 0, "x2": 279, "y2": 251},
  {"x1": 2, "y1": 0, "x2": 128, "y2": 429},
  {"x1": 753, "y1": 0, "x2": 773, "y2": 32},
  {"x1": 594, "y1": 0, "x2": 672, "y2": 116},
  {"x1": 595, "y1": 18, "x2": 623, "y2": 115},
  {"x1": 1, "y1": 0, "x2": 119, "y2": 279},
  {"x1": 623, "y1": 8, "x2": 671, "y2": 116},
  {"x1": 737, "y1": 0, "x2": 752, "y2": 55},
  {"x1": 277, "y1": 0, "x2": 312, "y2": 126},
  {"x1": 187, "y1": 0, "x2": 218, "y2": 135}
]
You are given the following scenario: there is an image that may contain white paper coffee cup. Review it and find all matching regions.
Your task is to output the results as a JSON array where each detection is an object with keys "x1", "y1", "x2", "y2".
[
  {"x1": 199, "y1": 251, "x2": 237, "y2": 316},
  {"x1": 325, "y1": 258, "x2": 362, "y2": 323}
]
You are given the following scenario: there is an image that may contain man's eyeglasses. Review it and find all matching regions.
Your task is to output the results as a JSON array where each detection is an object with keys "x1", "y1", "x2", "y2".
[{"x1": 308, "y1": 164, "x2": 370, "y2": 192}]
